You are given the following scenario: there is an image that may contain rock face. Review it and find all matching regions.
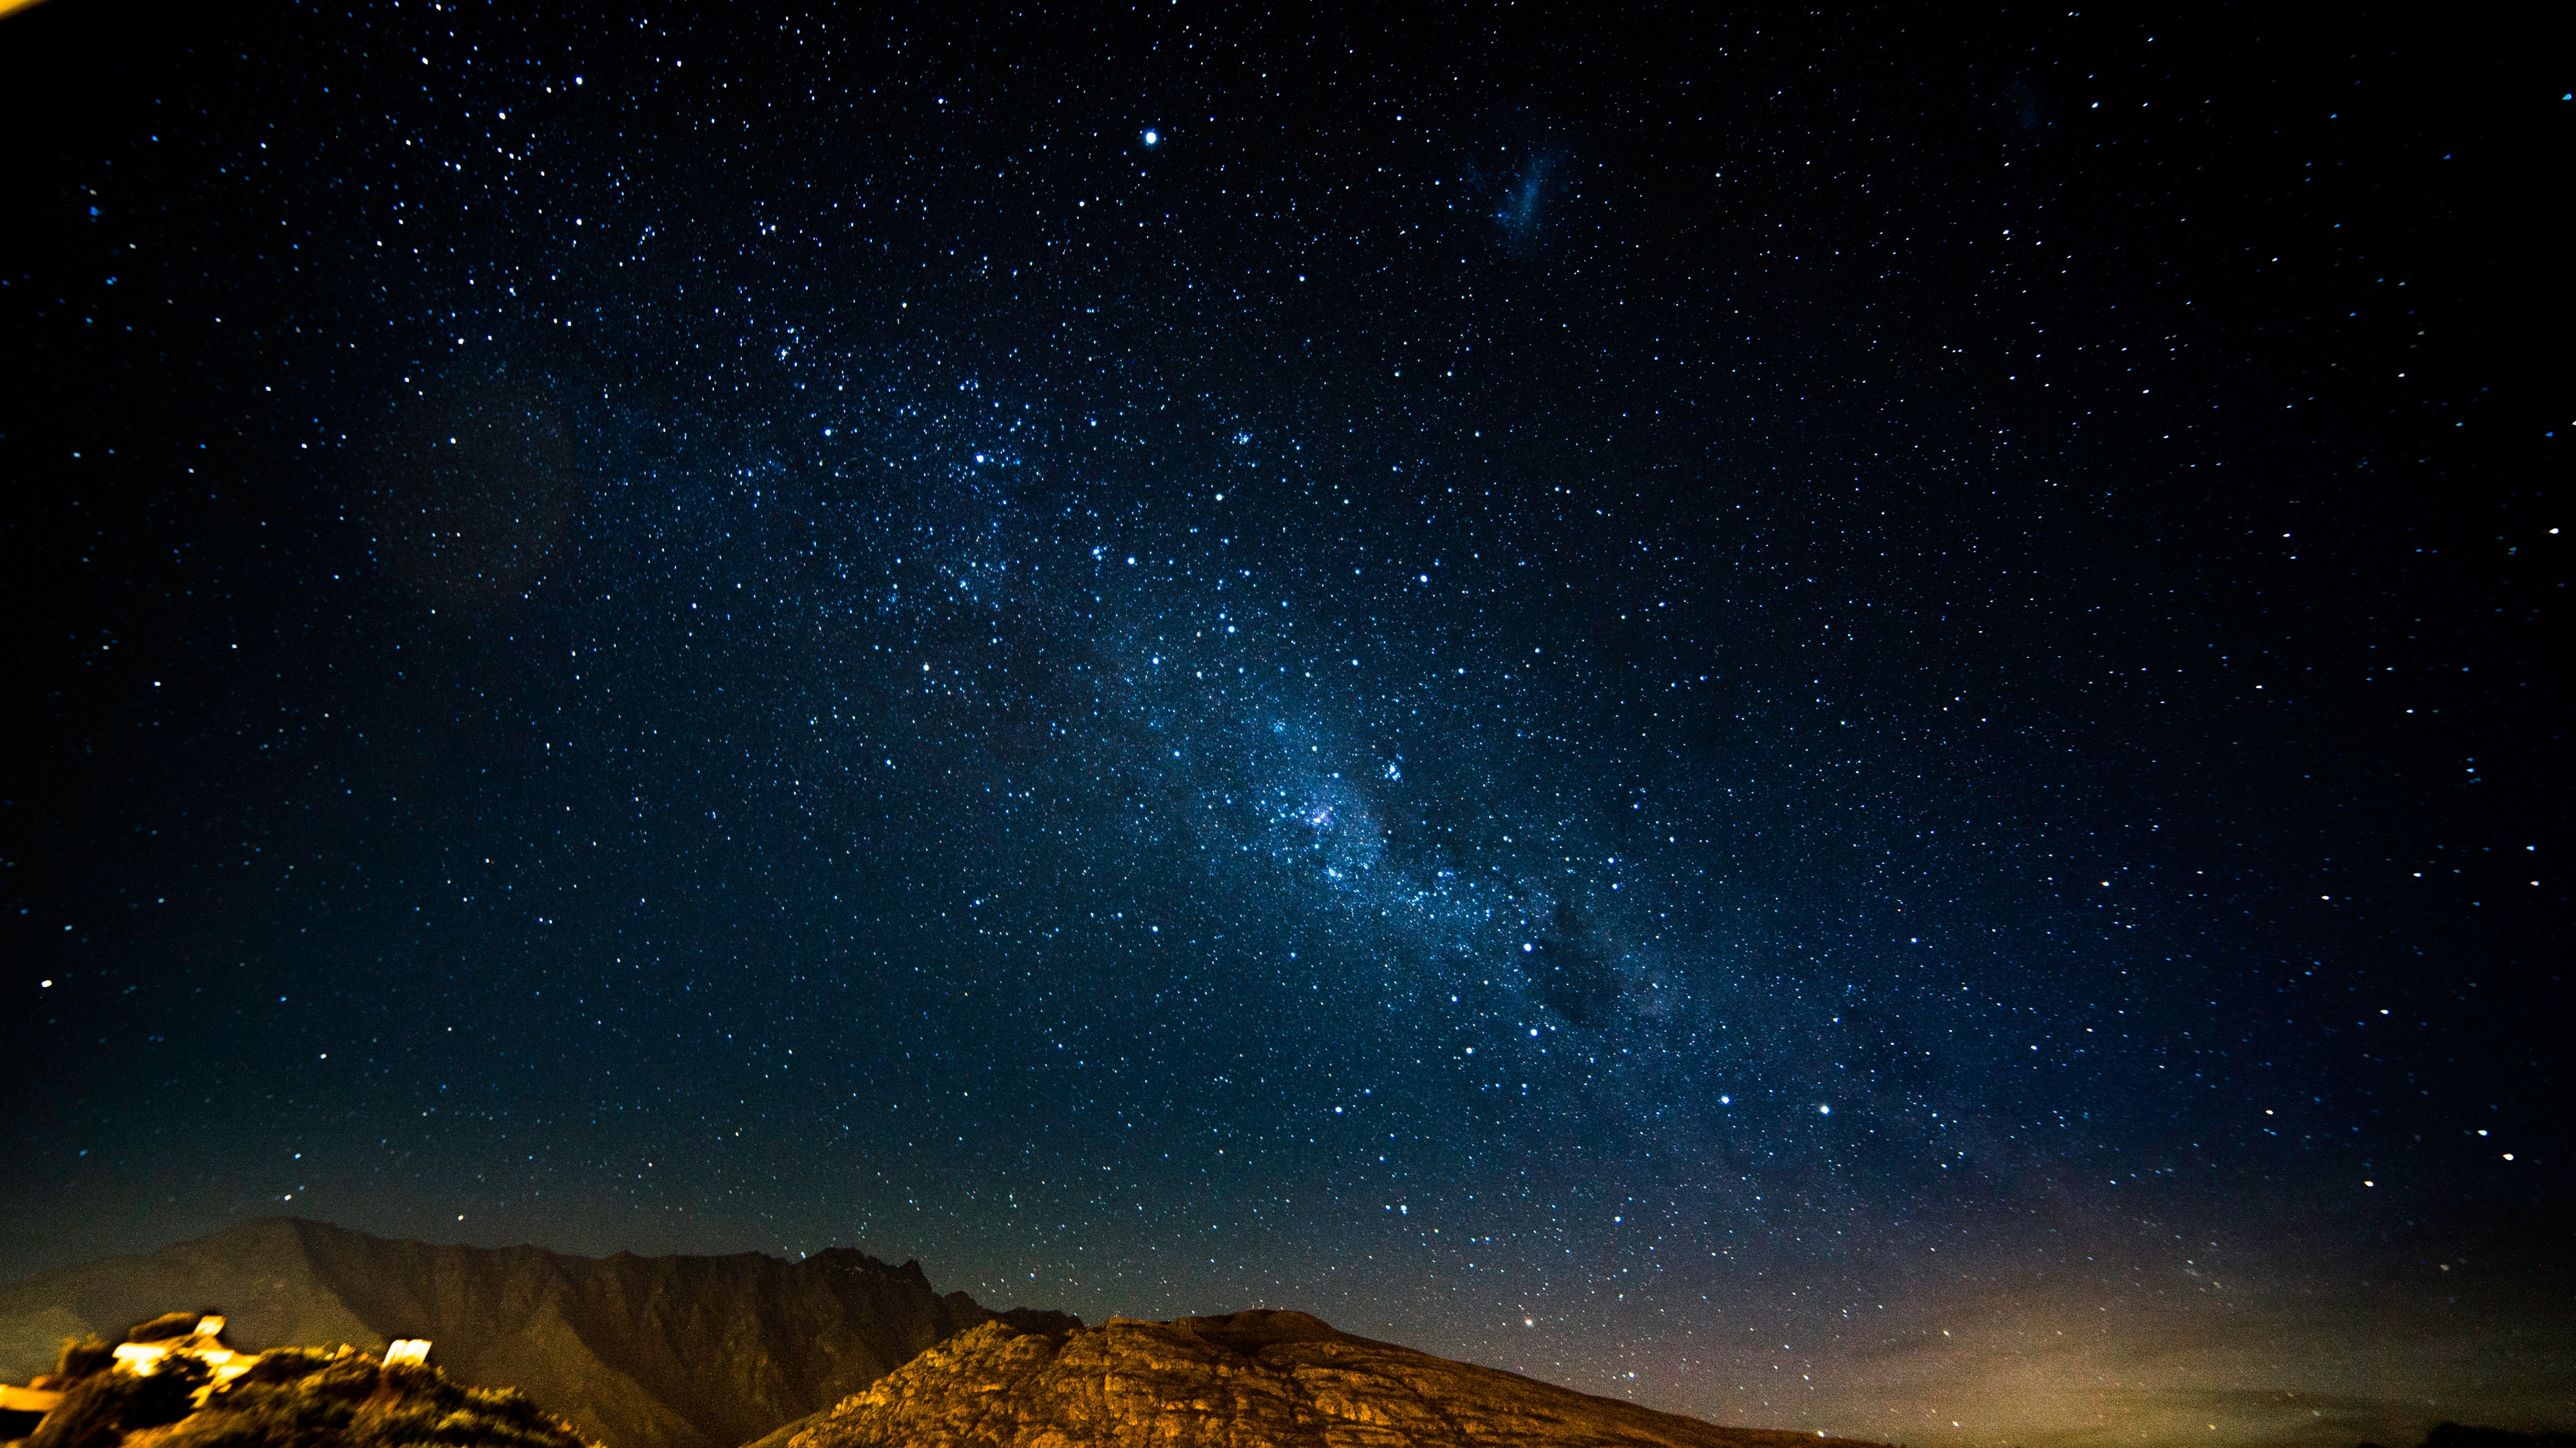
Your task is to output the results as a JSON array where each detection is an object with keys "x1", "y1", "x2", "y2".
[
  {"x1": 0, "y1": 1219, "x2": 1075, "y2": 1448},
  {"x1": 773, "y1": 1309, "x2": 1889, "y2": 1448}
]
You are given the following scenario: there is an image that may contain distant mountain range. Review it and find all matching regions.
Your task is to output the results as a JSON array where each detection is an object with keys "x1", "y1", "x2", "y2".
[
  {"x1": 1, "y1": 1221, "x2": 1911, "y2": 1448},
  {"x1": 0, "y1": 1218, "x2": 1075, "y2": 1448}
]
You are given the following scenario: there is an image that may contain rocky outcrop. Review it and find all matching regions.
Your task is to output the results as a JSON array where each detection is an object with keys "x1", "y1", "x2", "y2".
[
  {"x1": 0, "y1": 1219, "x2": 1075, "y2": 1448},
  {"x1": 771, "y1": 1309, "x2": 1889, "y2": 1448},
  {"x1": 30, "y1": 1344, "x2": 591, "y2": 1448}
]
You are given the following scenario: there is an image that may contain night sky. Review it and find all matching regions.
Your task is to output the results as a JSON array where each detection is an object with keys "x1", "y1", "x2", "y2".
[{"x1": 4, "y1": 5, "x2": 2566, "y2": 1446}]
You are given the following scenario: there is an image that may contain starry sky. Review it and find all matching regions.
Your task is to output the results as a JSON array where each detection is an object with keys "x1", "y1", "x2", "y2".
[{"x1": 3, "y1": 5, "x2": 2566, "y2": 1447}]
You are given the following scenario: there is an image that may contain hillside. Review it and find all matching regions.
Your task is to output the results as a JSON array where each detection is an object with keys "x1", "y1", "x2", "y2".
[
  {"x1": 0, "y1": 1218, "x2": 1074, "y2": 1448},
  {"x1": 764, "y1": 1308, "x2": 1893, "y2": 1448}
]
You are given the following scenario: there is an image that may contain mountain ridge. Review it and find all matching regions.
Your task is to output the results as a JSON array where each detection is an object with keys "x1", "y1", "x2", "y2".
[
  {"x1": 0, "y1": 1218, "x2": 1073, "y2": 1448},
  {"x1": 772, "y1": 1308, "x2": 1895, "y2": 1448},
  {"x1": 4, "y1": 1225, "x2": 1905, "y2": 1448}
]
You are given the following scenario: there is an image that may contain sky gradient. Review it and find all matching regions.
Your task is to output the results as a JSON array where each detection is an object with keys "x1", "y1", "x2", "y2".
[{"x1": 3, "y1": 5, "x2": 2566, "y2": 1447}]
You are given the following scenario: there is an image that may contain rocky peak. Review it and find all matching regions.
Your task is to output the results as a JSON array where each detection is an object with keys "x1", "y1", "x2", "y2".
[{"x1": 777, "y1": 1309, "x2": 1891, "y2": 1448}]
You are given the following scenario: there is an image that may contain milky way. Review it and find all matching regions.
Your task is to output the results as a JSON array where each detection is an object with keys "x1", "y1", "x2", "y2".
[{"x1": 5, "y1": 6, "x2": 2564, "y2": 1447}]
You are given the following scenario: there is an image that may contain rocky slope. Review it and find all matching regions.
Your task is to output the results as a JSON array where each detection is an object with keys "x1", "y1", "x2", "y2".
[
  {"x1": 0, "y1": 1218, "x2": 1073, "y2": 1448},
  {"x1": 29, "y1": 1345, "x2": 590, "y2": 1448},
  {"x1": 766, "y1": 1308, "x2": 1890, "y2": 1448}
]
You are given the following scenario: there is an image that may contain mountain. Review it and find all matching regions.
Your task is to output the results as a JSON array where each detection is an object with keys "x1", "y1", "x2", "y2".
[
  {"x1": 761, "y1": 1308, "x2": 1892, "y2": 1448},
  {"x1": 0, "y1": 1218, "x2": 1075, "y2": 1448}
]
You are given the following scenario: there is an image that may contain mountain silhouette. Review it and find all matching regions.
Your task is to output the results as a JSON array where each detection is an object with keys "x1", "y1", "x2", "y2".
[{"x1": 0, "y1": 1218, "x2": 1074, "y2": 1448}]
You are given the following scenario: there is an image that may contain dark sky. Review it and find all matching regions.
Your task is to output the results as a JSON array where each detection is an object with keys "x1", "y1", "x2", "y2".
[{"x1": 3, "y1": 4, "x2": 2565, "y2": 1445}]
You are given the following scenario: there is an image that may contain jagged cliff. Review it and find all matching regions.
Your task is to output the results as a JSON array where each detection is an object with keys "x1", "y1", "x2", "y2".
[
  {"x1": 0, "y1": 1219, "x2": 1074, "y2": 1448},
  {"x1": 764, "y1": 1308, "x2": 1890, "y2": 1448}
]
